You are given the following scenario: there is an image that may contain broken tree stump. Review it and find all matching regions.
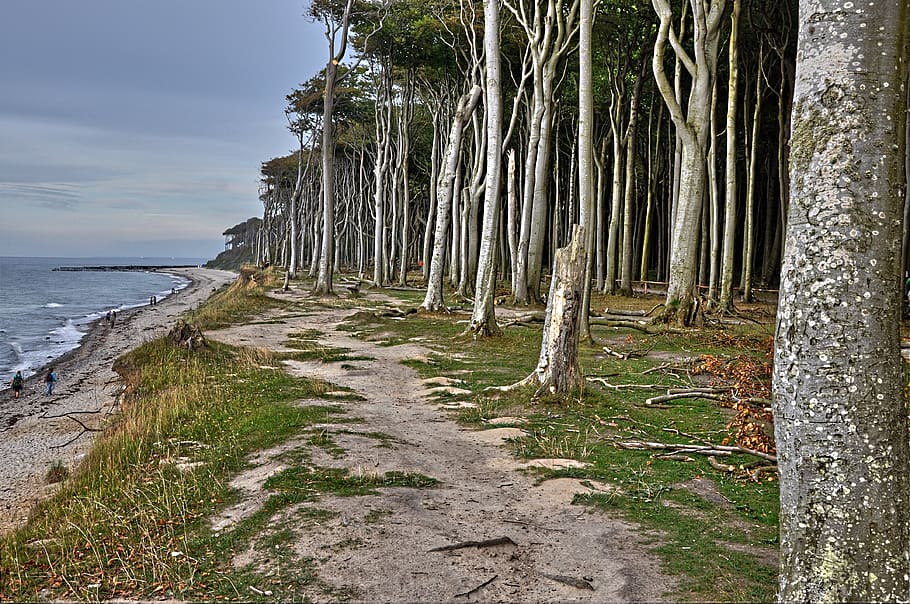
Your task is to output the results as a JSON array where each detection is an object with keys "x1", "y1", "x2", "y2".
[{"x1": 168, "y1": 320, "x2": 207, "y2": 350}]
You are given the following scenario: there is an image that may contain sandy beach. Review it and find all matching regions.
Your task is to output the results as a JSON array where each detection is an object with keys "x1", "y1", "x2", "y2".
[{"x1": 0, "y1": 267, "x2": 237, "y2": 534}]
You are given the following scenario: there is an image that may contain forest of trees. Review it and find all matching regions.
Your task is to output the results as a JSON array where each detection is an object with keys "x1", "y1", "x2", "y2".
[
  {"x1": 254, "y1": 0, "x2": 812, "y2": 324},
  {"x1": 251, "y1": 0, "x2": 910, "y2": 599}
]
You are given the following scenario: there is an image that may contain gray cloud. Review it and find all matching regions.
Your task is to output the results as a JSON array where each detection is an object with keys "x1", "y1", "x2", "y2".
[{"x1": 0, "y1": 0, "x2": 326, "y2": 257}]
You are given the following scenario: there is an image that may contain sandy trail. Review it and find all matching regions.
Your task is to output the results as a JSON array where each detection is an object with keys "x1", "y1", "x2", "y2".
[
  {"x1": 207, "y1": 290, "x2": 674, "y2": 602},
  {"x1": 0, "y1": 268, "x2": 236, "y2": 534}
]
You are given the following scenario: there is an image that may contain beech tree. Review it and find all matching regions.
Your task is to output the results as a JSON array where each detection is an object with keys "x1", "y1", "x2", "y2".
[
  {"x1": 313, "y1": 0, "x2": 356, "y2": 295},
  {"x1": 469, "y1": 0, "x2": 504, "y2": 337},
  {"x1": 651, "y1": 0, "x2": 724, "y2": 324},
  {"x1": 772, "y1": 0, "x2": 910, "y2": 599}
]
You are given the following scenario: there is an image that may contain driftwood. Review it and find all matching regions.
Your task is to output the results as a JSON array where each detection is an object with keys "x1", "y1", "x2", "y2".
[
  {"x1": 455, "y1": 575, "x2": 497, "y2": 598},
  {"x1": 541, "y1": 573, "x2": 595, "y2": 591},
  {"x1": 42, "y1": 409, "x2": 104, "y2": 448},
  {"x1": 429, "y1": 536, "x2": 516, "y2": 553},
  {"x1": 615, "y1": 439, "x2": 777, "y2": 462}
]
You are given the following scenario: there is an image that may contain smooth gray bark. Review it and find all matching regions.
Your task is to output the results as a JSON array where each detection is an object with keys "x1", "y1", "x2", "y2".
[
  {"x1": 470, "y1": 0, "x2": 503, "y2": 337},
  {"x1": 421, "y1": 86, "x2": 483, "y2": 311},
  {"x1": 315, "y1": 0, "x2": 355, "y2": 296},
  {"x1": 773, "y1": 1, "x2": 910, "y2": 600}
]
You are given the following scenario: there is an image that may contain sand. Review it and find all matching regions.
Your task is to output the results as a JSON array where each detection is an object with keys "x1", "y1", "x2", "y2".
[{"x1": 0, "y1": 267, "x2": 237, "y2": 534}]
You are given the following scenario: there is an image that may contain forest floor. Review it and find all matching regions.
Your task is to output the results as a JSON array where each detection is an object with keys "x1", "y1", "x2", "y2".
[
  {"x1": 200, "y1": 276, "x2": 779, "y2": 601},
  {"x1": 1, "y1": 270, "x2": 781, "y2": 602},
  {"x1": 205, "y1": 290, "x2": 672, "y2": 602}
]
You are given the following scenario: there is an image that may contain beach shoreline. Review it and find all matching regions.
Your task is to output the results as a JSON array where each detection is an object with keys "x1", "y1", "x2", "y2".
[{"x1": 0, "y1": 267, "x2": 237, "y2": 535}]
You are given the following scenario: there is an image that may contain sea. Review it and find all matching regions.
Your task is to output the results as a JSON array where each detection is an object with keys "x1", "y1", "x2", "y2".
[{"x1": 0, "y1": 257, "x2": 205, "y2": 379}]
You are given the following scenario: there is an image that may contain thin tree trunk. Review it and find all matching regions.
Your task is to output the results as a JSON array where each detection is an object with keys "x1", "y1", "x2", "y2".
[
  {"x1": 421, "y1": 86, "x2": 483, "y2": 311},
  {"x1": 470, "y1": 0, "x2": 503, "y2": 337},
  {"x1": 719, "y1": 0, "x2": 741, "y2": 310}
]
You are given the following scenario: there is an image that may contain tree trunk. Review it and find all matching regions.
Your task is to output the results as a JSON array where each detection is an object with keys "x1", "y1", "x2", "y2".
[
  {"x1": 421, "y1": 86, "x2": 483, "y2": 311},
  {"x1": 651, "y1": 0, "x2": 724, "y2": 325},
  {"x1": 604, "y1": 100, "x2": 624, "y2": 295},
  {"x1": 773, "y1": 1, "x2": 910, "y2": 599},
  {"x1": 373, "y1": 65, "x2": 394, "y2": 288},
  {"x1": 718, "y1": 0, "x2": 741, "y2": 310},
  {"x1": 528, "y1": 224, "x2": 587, "y2": 396},
  {"x1": 577, "y1": 0, "x2": 594, "y2": 341},
  {"x1": 470, "y1": 0, "x2": 503, "y2": 338},
  {"x1": 315, "y1": 0, "x2": 355, "y2": 296},
  {"x1": 620, "y1": 67, "x2": 645, "y2": 297}
]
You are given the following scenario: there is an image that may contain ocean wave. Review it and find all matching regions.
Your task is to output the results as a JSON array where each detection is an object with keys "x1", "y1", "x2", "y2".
[
  {"x1": 50, "y1": 319, "x2": 86, "y2": 345},
  {"x1": 44, "y1": 302, "x2": 64, "y2": 308}
]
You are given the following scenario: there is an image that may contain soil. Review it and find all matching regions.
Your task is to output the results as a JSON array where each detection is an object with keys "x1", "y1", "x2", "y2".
[{"x1": 205, "y1": 287, "x2": 676, "y2": 602}]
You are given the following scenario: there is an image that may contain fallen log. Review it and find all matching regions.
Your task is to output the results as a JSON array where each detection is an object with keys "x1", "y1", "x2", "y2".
[{"x1": 602, "y1": 304, "x2": 663, "y2": 317}]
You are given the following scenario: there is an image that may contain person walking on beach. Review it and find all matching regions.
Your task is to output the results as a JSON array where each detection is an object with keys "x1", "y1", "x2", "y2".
[
  {"x1": 10, "y1": 371, "x2": 23, "y2": 398},
  {"x1": 44, "y1": 367, "x2": 57, "y2": 395},
  {"x1": 110, "y1": 310, "x2": 116, "y2": 327}
]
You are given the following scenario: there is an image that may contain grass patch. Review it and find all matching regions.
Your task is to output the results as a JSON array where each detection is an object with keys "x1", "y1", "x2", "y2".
[
  {"x1": 44, "y1": 460, "x2": 69, "y2": 484},
  {"x1": 264, "y1": 467, "x2": 438, "y2": 507},
  {"x1": 187, "y1": 267, "x2": 287, "y2": 330},
  {"x1": 0, "y1": 278, "x2": 353, "y2": 601},
  {"x1": 282, "y1": 331, "x2": 375, "y2": 364}
]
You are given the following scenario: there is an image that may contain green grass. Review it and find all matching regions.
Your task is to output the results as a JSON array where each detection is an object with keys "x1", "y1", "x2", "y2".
[
  {"x1": 0, "y1": 272, "x2": 781, "y2": 602},
  {"x1": 281, "y1": 330, "x2": 374, "y2": 363},
  {"x1": 0, "y1": 335, "x2": 356, "y2": 601},
  {"x1": 186, "y1": 267, "x2": 287, "y2": 330}
]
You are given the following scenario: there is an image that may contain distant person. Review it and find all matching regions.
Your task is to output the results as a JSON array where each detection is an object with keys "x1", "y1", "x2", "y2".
[
  {"x1": 110, "y1": 311, "x2": 117, "y2": 327},
  {"x1": 45, "y1": 368, "x2": 57, "y2": 395},
  {"x1": 10, "y1": 371, "x2": 23, "y2": 398},
  {"x1": 105, "y1": 310, "x2": 111, "y2": 323}
]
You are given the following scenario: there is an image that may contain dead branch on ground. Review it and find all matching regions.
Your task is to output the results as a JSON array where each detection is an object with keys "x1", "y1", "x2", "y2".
[
  {"x1": 42, "y1": 409, "x2": 104, "y2": 448},
  {"x1": 586, "y1": 377, "x2": 666, "y2": 391},
  {"x1": 429, "y1": 536, "x2": 517, "y2": 553},
  {"x1": 645, "y1": 391, "x2": 726, "y2": 405},
  {"x1": 615, "y1": 439, "x2": 777, "y2": 462},
  {"x1": 455, "y1": 575, "x2": 497, "y2": 598},
  {"x1": 541, "y1": 573, "x2": 595, "y2": 591}
]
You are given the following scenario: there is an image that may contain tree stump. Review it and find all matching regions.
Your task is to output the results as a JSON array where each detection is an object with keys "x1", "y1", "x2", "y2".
[
  {"x1": 168, "y1": 320, "x2": 207, "y2": 351},
  {"x1": 532, "y1": 224, "x2": 587, "y2": 397}
]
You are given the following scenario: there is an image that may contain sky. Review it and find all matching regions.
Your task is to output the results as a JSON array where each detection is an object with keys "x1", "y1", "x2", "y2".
[{"x1": 0, "y1": 1, "x2": 326, "y2": 259}]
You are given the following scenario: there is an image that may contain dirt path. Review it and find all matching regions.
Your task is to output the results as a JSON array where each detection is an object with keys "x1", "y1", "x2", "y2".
[{"x1": 207, "y1": 291, "x2": 674, "y2": 602}]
